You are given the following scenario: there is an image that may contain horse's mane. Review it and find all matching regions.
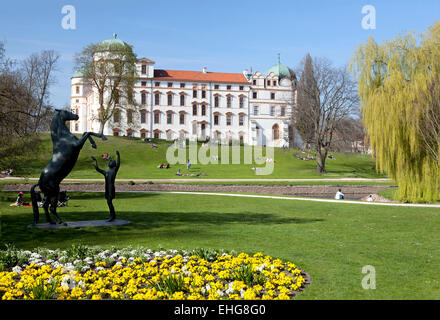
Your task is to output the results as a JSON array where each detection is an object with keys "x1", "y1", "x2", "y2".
[{"x1": 50, "y1": 112, "x2": 72, "y2": 145}]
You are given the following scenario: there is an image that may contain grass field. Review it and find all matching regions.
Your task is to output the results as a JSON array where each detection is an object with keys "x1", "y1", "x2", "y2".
[
  {"x1": 12, "y1": 133, "x2": 385, "y2": 180},
  {"x1": 1, "y1": 191, "x2": 438, "y2": 299}
]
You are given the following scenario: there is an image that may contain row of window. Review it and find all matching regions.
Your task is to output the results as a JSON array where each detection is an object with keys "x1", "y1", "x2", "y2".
[
  {"x1": 252, "y1": 79, "x2": 278, "y2": 87},
  {"x1": 114, "y1": 129, "x2": 248, "y2": 141},
  {"x1": 113, "y1": 125, "x2": 281, "y2": 141},
  {"x1": 113, "y1": 110, "x2": 246, "y2": 126},
  {"x1": 253, "y1": 106, "x2": 286, "y2": 116}
]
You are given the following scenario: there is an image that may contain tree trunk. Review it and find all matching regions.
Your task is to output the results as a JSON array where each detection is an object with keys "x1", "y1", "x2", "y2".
[
  {"x1": 316, "y1": 148, "x2": 327, "y2": 173},
  {"x1": 99, "y1": 121, "x2": 105, "y2": 135}
]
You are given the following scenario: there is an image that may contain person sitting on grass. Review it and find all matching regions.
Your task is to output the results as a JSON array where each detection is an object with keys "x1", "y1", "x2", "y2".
[
  {"x1": 335, "y1": 189, "x2": 344, "y2": 200},
  {"x1": 91, "y1": 150, "x2": 120, "y2": 222},
  {"x1": 10, "y1": 192, "x2": 29, "y2": 207}
]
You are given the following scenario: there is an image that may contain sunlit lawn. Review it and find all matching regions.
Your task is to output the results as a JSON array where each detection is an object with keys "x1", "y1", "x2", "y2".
[{"x1": 0, "y1": 191, "x2": 438, "y2": 299}]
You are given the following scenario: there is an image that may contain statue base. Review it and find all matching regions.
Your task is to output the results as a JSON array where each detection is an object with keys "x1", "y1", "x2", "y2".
[{"x1": 28, "y1": 219, "x2": 130, "y2": 229}]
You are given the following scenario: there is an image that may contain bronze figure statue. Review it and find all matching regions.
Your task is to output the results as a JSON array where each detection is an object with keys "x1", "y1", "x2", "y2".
[
  {"x1": 30, "y1": 109, "x2": 107, "y2": 225},
  {"x1": 91, "y1": 150, "x2": 120, "y2": 222}
]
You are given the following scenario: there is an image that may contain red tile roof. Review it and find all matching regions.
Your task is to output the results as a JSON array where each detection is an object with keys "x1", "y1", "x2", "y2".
[{"x1": 153, "y1": 69, "x2": 249, "y2": 84}]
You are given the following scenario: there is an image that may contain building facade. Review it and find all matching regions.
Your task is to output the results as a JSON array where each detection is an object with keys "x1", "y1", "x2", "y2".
[{"x1": 70, "y1": 36, "x2": 297, "y2": 147}]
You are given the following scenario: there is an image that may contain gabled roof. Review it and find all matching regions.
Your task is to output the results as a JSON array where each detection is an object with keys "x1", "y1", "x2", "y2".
[
  {"x1": 138, "y1": 57, "x2": 155, "y2": 64},
  {"x1": 153, "y1": 69, "x2": 249, "y2": 84}
]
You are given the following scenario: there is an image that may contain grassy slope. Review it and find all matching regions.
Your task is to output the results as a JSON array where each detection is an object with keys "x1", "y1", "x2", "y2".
[
  {"x1": 16, "y1": 133, "x2": 384, "y2": 180},
  {"x1": 0, "y1": 191, "x2": 438, "y2": 299}
]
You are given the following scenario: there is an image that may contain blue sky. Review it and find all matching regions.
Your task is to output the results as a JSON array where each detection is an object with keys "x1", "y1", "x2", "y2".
[{"x1": 1, "y1": 0, "x2": 439, "y2": 108}]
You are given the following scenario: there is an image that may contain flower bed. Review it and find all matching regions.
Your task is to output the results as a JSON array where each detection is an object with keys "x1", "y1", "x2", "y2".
[{"x1": 0, "y1": 245, "x2": 309, "y2": 300}]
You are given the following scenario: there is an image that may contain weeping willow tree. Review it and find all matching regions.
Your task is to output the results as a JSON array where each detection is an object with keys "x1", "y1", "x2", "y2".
[{"x1": 351, "y1": 22, "x2": 440, "y2": 202}]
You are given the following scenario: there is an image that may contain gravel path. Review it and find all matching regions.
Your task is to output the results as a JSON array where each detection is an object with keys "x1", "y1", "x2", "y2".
[{"x1": 3, "y1": 183, "x2": 394, "y2": 201}]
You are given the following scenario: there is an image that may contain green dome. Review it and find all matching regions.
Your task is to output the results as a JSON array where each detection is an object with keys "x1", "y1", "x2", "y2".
[
  {"x1": 98, "y1": 34, "x2": 128, "y2": 50},
  {"x1": 72, "y1": 69, "x2": 85, "y2": 78},
  {"x1": 264, "y1": 61, "x2": 296, "y2": 80}
]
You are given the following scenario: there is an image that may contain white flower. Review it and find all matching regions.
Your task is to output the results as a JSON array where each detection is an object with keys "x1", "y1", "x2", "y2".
[
  {"x1": 96, "y1": 266, "x2": 104, "y2": 272},
  {"x1": 12, "y1": 266, "x2": 22, "y2": 274},
  {"x1": 217, "y1": 289, "x2": 224, "y2": 297}
]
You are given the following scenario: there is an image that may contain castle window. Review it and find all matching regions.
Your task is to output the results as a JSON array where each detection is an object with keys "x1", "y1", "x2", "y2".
[
  {"x1": 253, "y1": 80, "x2": 256, "y2": 85},
  {"x1": 201, "y1": 104, "x2": 206, "y2": 116},
  {"x1": 214, "y1": 84, "x2": 219, "y2": 90},
  {"x1": 113, "y1": 110, "x2": 120, "y2": 123},
  {"x1": 214, "y1": 114, "x2": 219, "y2": 125},
  {"x1": 127, "y1": 110, "x2": 134, "y2": 123},
  {"x1": 252, "y1": 92, "x2": 257, "y2": 99},
  {"x1": 180, "y1": 83, "x2": 185, "y2": 88},
  {"x1": 141, "y1": 111, "x2": 147, "y2": 124},
  {"x1": 76, "y1": 86, "x2": 79, "y2": 94},
  {"x1": 272, "y1": 124, "x2": 280, "y2": 140},
  {"x1": 192, "y1": 104, "x2": 197, "y2": 116},
  {"x1": 179, "y1": 112, "x2": 185, "y2": 125},
  {"x1": 226, "y1": 114, "x2": 232, "y2": 126},
  {"x1": 227, "y1": 96, "x2": 232, "y2": 108},
  {"x1": 239, "y1": 114, "x2": 244, "y2": 126},
  {"x1": 281, "y1": 106, "x2": 286, "y2": 116},
  {"x1": 239, "y1": 86, "x2": 244, "y2": 90},
  {"x1": 154, "y1": 111, "x2": 160, "y2": 124},
  {"x1": 141, "y1": 65, "x2": 147, "y2": 74},
  {"x1": 253, "y1": 106, "x2": 259, "y2": 116},
  {"x1": 239, "y1": 96, "x2": 244, "y2": 108},
  {"x1": 270, "y1": 106, "x2": 275, "y2": 117},
  {"x1": 202, "y1": 90, "x2": 206, "y2": 99},
  {"x1": 271, "y1": 92, "x2": 275, "y2": 100},
  {"x1": 193, "y1": 90, "x2": 197, "y2": 98},
  {"x1": 155, "y1": 82, "x2": 160, "y2": 87},
  {"x1": 167, "y1": 112, "x2": 173, "y2": 124},
  {"x1": 227, "y1": 85, "x2": 231, "y2": 90},
  {"x1": 141, "y1": 81, "x2": 147, "y2": 86},
  {"x1": 180, "y1": 94, "x2": 185, "y2": 106},
  {"x1": 267, "y1": 80, "x2": 271, "y2": 86},
  {"x1": 155, "y1": 93, "x2": 160, "y2": 105},
  {"x1": 141, "y1": 92, "x2": 146, "y2": 105},
  {"x1": 214, "y1": 96, "x2": 219, "y2": 107},
  {"x1": 168, "y1": 82, "x2": 173, "y2": 88},
  {"x1": 273, "y1": 80, "x2": 277, "y2": 86},
  {"x1": 167, "y1": 93, "x2": 173, "y2": 106}
]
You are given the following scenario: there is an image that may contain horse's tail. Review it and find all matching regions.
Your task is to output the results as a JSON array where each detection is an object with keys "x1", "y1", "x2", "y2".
[{"x1": 30, "y1": 183, "x2": 40, "y2": 225}]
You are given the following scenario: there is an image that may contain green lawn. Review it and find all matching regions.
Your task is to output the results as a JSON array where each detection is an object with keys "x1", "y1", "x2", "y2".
[
  {"x1": 13, "y1": 133, "x2": 385, "y2": 180},
  {"x1": 1, "y1": 191, "x2": 438, "y2": 299}
]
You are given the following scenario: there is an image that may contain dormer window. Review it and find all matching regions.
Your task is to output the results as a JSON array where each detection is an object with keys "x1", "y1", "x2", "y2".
[{"x1": 141, "y1": 64, "x2": 147, "y2": 75}]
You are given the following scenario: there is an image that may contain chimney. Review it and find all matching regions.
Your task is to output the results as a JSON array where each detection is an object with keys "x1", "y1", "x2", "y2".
[{"x1": 202, "y1": 66, "x2": 207, "y2": 74}]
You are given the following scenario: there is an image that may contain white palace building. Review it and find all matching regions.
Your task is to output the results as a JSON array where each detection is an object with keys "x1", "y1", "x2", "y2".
[{"x1": 70, "y1": 35, "x2": 297, "y2": 147}]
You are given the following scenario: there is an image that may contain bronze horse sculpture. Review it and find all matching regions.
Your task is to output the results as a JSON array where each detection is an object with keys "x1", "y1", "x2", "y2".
[{"x1": 30, "y1": 109, "x2": 107, "y2": 225}]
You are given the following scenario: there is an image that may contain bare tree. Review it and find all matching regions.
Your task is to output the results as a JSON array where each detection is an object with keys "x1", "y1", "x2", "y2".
[
  {"x1": 21, "y1": 50, "x2": 60, "y2": 132},
  {"x1": 74, "y1": 41, "x2": 138, "y2": 134},
  {"x1": 294, "y1": 55, "x2": 359, "y2": 172},
  {"x1": 0, "y1": 43, "x2": 58, "y2": 170}
]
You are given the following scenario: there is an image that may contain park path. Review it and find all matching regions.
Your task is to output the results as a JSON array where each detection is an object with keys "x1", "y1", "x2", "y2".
[
  {"x1": 0, "y1": 177, "x2": 392, "y2": 183},
  {"x1": 122, "y1": 190, "x2": 440, "y2": 208}
]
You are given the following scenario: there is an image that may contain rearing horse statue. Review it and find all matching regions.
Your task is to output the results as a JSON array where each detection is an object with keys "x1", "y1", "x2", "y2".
[{"x1": 30, "y1": 109, "x2": 107, "y2": 225}]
